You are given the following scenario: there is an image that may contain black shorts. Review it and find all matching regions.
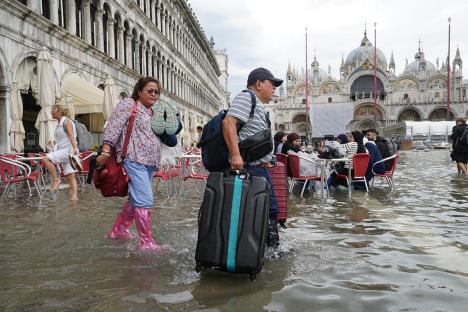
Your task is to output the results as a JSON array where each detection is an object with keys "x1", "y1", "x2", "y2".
[{"x1": 452, "y1": 150, "x2": 468, "y2": 164}]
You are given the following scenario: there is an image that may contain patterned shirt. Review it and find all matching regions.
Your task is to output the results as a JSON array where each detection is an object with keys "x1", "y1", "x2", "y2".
[
  {"x1": 103, "y1": 97, "x2": 161, "y2": 167},
  {"x1": 341, "y1": 142, "x2": 358, "y2": 169},
  {"x1": 226, "y1": 91, "x2": 273, "y2": 165}
]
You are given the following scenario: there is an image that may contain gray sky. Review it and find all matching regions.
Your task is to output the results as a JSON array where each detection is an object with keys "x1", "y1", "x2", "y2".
[{"x1": 189, "y1": 0, "x2": 468, "y2": 99}]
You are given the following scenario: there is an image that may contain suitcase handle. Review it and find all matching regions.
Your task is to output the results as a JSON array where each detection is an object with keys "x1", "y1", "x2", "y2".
[{"x1": 223, "y1": 169, "x2": 250, "y2": 180}]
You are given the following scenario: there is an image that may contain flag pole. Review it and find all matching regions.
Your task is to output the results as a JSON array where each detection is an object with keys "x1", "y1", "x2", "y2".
[
  {"x1": 373, "y1": 22, "x2": 378, "y2": 130},
  {"x1": 305, "y1": 27, "x2": 310, "y2": 142},
  {"x1": 447, "y1": 17, "x2": 451, "y2": 120}
]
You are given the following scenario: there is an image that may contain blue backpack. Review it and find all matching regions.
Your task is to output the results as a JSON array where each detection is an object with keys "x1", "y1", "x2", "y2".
[{"x1": 198, "y1": 90, "x2": 256, "y2": 172}]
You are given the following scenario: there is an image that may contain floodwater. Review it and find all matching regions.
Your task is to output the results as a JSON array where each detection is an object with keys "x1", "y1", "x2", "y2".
[{"x1": 1, "y1": 150, "x2": 468, "y2": 312}]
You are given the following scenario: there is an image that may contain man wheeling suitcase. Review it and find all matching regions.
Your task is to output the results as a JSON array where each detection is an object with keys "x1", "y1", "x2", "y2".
[{"x1": 222, "y1": 67, "x2": 283, "y2": 248}]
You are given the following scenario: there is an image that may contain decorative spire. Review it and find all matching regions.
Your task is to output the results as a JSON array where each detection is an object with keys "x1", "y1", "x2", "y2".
[
  {"x1": 287, "y1": 61, "x2": 292, "y2": 74},
  {"x1": 340, "y1": 55, "x2": 345, "y2": 70},
  {"x1": 389, "y1": 52, "x2": 395, "y2": 69},
  {"x1": 454, "y1": 47, "x2": 462, "y2": 63}
]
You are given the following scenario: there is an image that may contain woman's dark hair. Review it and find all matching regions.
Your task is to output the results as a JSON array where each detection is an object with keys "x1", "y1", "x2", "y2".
[
  {"x1": 131, "y1": 77, "x2": 161, "y2": 100},
  {"x1": 351, "y1": 131, "x2": 366, "y2": 153},
  {"x1": 274, "y1": 131, "x2": 285, "y2": 142}
]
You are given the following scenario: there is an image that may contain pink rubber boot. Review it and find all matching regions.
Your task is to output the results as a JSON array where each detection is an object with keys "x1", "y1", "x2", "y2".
[
  {"x1": 108, "y1": 202, "x2": 135, "y2": 240},
  {"x1": 134, "y1": 208, "x2": 165, "y2": 252}
]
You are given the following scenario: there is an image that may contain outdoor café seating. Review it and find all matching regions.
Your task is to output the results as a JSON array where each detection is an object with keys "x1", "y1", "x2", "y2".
[
  {"x1": 0, "y1": 156, "x2": 43, "y2": 201},
  {"x1": 372, "y1": 152, "x2": 400, "y2": 191},
  {"x1": 335, "y1": 153, "x2": 370, "y2": 192}
]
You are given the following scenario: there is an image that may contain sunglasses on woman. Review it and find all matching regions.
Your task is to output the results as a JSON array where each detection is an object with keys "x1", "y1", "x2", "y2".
[{"x1": 144, "y1": 89, "x2": 160, "y2": 95}]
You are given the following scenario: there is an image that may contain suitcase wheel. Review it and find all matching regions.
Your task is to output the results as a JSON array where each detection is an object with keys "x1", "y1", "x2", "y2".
[
  {"x1": 249, "y1": 272, "x2": 256, "y2": 281},
  {"x1": 195, "y1": 262, "x2": 202, "y2": 273}
]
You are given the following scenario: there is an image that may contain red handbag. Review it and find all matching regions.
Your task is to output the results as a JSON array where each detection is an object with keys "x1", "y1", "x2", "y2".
[{"x1": 93, "y1": 100, "x2": 138, "y2": 197}]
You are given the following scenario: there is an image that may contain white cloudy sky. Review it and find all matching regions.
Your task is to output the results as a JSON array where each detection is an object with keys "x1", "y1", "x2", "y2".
[{"x1": 189, "y1": 0, "x2": 468, "y2": 98}]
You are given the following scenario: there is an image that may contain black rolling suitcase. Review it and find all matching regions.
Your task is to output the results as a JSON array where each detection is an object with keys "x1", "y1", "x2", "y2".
[{"x1": 195, "y1": 170, "x2": 270, "y2": 280}]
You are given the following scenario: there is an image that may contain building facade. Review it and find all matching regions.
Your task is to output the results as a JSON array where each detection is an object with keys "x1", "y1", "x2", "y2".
[
  {"x1": 266, "y1": 31, "x2": 467, "y2": 139},
  {"x1": 0, "y1": 0, "x2": 228, "y2": 153}
]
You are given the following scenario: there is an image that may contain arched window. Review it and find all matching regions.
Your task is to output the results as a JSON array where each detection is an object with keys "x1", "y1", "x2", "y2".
[
  {"x1": 328, "y1": 97, "x2": 332, "y2": 103},
  {"x1": 123, "y1": 21, "x2": 130, "y2": 66},
  {"x1": 75, "y1": 0, "x2": 82, "y2": 38},
  {"x1": 41, "y1": 0, "x2": 50, "y2": 19},
  {"x1": 58, "y1": 0, "x2": 67, "y2": 27},
  {"x1": 113, "y1": 14, "x2": 119, "y2": 59},
  {"x1": 102, "y1": 5, "x2": 109, "y2": 53},
  {"x1": 131, "y1": 29, "x2": 138, "y2": 70}
]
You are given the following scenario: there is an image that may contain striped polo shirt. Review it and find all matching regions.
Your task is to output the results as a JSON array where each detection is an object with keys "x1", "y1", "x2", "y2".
[{"x1": 226, "y1": 91, "x2": 273, "y2": 165}]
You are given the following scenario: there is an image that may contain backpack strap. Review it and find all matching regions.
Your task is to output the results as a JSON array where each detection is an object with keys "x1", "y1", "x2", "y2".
[
  {"x1": 242, "y1": 89, "x2": 271, "y2": 129},
  {"x1": 242, "y1": 89, "x2": 257, "y2": 118},
  {"x1": 62, "y1": 117, "x2": 75, "y2": 136},
  {"x1": 121, "y1": 100, "x2": 138, "y2": 159}
]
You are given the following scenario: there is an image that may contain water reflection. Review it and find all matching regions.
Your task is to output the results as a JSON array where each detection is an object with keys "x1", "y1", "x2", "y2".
[{"x1": 1, "y1": 150, "x2": 468, "y2": 311}]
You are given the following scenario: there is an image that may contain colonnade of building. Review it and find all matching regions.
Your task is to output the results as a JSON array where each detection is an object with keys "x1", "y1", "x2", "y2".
[{"x1": 17, "y1": 0, "x2": 225, "y2": 116}]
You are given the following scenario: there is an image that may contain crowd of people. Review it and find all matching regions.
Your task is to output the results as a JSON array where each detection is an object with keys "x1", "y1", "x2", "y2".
[{"x1": 274, "y1": 128, "x2": 395, "y2": 191}]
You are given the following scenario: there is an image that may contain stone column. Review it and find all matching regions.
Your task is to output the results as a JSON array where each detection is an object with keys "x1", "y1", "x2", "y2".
[
  {"x1": 170, "y1": 23, "x2": 174, "y2": 44},
  {"x1": 141, "y1": 46, "x2": 147, "y2": 76},
  {"x1": 155, "y1": 5, "x2": 159, "y2": 27},
  {"x1": 125, "y1": 33, "x2": 132, "y2": 67},
  {"x1": 157, "y1": 59, "x2": 162, "y2": 82},
  {"x1": 148, "y1": 53, "x2": 153, "y2": 77},
  {"x1": 165, "y1": 17, "x2": 169, "y2": 38},
  {"x1": 82, "y1": 0, "x2": 92, "y2": 44},
  {"x1": 107, "y1": 18, "x2": 115, "y2": 58},
  {"x1": 27, "y1": 0, "x2": 39, "y2": 13},
  {"x1": 134, "y1": 40, "x2": 140, "y2": 72},
  {"x1": 160, "y1": 61, "x2": 167, "y2": 90},
  {"x1": 161, "y1": 13, "x2": 166, "y2": 36},
  {"x1": 50, "y1": 0, "x2": 59, "y2": 24},
  {"x1": 66, "y1": 0, "x2": 76, "y2": 35},
  {"x1": 95, "y1": 9, "x2": 104, "y2": 51},
  {"x1": 117, "y1": 25, "x2": 125, "y2": 62}
]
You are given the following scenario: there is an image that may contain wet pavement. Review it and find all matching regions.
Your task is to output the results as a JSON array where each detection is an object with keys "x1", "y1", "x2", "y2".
[{"x1": 1, "y1": 150, "x2": 468, "y2": 311}]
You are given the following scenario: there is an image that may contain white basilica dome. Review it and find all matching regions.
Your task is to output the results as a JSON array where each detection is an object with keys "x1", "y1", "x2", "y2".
[
  {"x1": 345, "y1": 33, "x2": 387, "y2": 70},
  {"x1": 404, "y1": 50, "x2": 437, "y2": 78}
]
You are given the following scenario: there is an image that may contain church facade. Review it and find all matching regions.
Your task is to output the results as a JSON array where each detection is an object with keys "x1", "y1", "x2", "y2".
[
  {"x1": 0, "y1": 0, "x2": 228, "y2": 153},
  {"x1": 266, "y1": 32, "x2": 466, "y2": 139}
]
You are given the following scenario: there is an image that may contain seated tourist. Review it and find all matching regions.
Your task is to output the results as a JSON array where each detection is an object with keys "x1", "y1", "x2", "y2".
[
  {"x1": 274, "y1": 131, "x2": 287, "y2": 154},
  {"x1": 363, "y1": 137, "x2": 386, "y2": 185},
  {"x1": 281, "y1": 133, "x2": 301, "y2": 155},
  {"x1": 327, "y1": 131, "x2": 367, "y2": 189}
]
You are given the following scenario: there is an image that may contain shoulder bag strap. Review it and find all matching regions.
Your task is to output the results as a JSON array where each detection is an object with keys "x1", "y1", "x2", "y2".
[{"x1": 121, "y1": 100, "x2": 138, "y2": 159}]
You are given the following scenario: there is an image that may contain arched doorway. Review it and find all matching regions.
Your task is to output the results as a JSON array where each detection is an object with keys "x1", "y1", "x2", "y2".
[
  {"x1": 292, "y1": 113, "x2": 310, "y2": 143},
  {"x1": 357, "y1": 120, "x2": 375, "y2": 132},
  {"x1": 354, "y1": 104, "x2": 384, "y2": 121},
  {"x1": 398, "y1": 108, "x2": 422, "y2": 122},
  {"x1": 17, "y1": 56, "x2": 42, "y2": 152},
  {"x1": 428, "y1": 108, "x2": 455, "y2": 121}
]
